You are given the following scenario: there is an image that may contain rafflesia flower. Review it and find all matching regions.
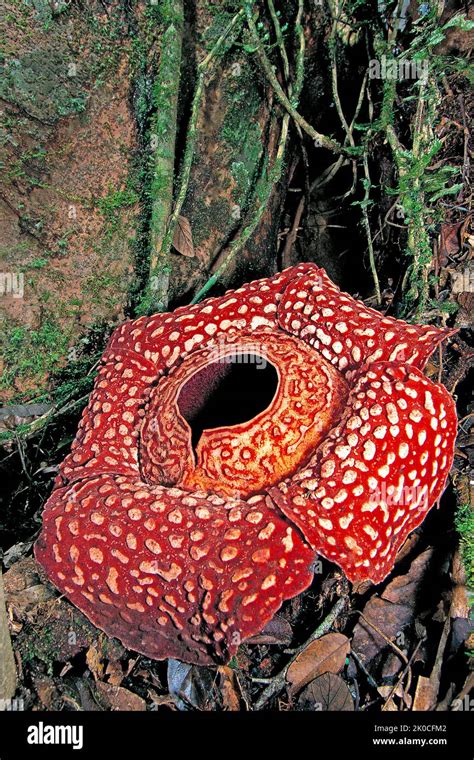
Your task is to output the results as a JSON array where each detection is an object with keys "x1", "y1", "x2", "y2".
[{"x1": 35, "y1": 264, "x2": 457, "y2": 664}]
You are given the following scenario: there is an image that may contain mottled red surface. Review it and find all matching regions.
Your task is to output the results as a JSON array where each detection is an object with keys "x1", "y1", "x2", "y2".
[{"x1": 35, "y1": 264, "x2": 457, "y2": 664}]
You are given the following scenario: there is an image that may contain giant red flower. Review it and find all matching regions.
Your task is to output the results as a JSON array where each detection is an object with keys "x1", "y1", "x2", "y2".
[{"x1": 35, "y1": 264, "x2": 457, "y2": 664}]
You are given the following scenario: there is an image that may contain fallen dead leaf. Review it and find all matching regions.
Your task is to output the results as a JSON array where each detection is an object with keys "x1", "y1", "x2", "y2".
[
  {"x1": 218, "y1": 666, "x2": 241, "y2": 711},
  {"x1": 352, "y1": 549, "x2": 433, "y2": 669},
  {"x1": 86, "y1": 645, "x2": 105, "y2": 681},
  {"x1": 413, "y1": 675, "x2": 438, "y2": 711},
  {"x1": 247, "y1": 613, "x2": 293, "y2": 646},
  {"x1": 95, "y1": 682, "x2": 146, "y2": 711},
  {"x1": 297, "y1": 673, "x2": 354, "y2": 711},
  {"x1": 72, "y1": 678, "x2": 102, "y2": 711},
  {"x1": 3, "y1": 558, "x2": 56, "y2": 623},
  {"x1": 287, "y1": 632, "x2": 350, "y2": 696},
  {"x1": 167, "y1": 659, "x2": 217, "y2": 711},
  {"x1": 378, "y1": 682, "x2": 412, "y2": 710},
  {"x1": 147, "y1": 689, "x2": 176, "y2": 709},
  {"x1": 34, "y1": 676, "x2": 57, "y2": 709},
  {"x1": 105, "y1": 659, "x2": 125, "y2": 687},
  {"x1": 439, "y1": 221, "x2": 465, "y2": 263},
  {"x1": 3, "y1": 542, "x2": 34, "y2": 569},
  {"x1": 381, "y1": 549, "x2": 433, "y2": 606},
  {"x1": 172, "y1": 215, "x2": 195, "y2": 258}
]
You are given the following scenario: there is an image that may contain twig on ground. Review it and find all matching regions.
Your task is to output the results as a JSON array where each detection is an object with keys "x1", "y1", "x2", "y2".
[
  {"x1": 350, "y1": 650, "x2": 379, "y2": 691},
  {"x1": 381, "y1": 637, "x2": 424, "y2": 711},
  {"x1": 253, "y1": 595, "x2": 348, "y2": 710}
]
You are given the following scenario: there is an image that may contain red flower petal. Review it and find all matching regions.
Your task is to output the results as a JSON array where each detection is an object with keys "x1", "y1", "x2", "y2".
[
  {"x1": 271, "y1": 362, "x2": 457, "y2": 583},
  {"x1": 107, "y1": 263, "x2": 317, "y2": 361},
  {"x1": 35, "y1": 474, "x2": 314, "y2": 664},
  {"x1": 59, "y1": 351, "x2": 157, "y2": 486},
  {"x1": 278, "y1": 269, "x2": 456, "y2": 373}
]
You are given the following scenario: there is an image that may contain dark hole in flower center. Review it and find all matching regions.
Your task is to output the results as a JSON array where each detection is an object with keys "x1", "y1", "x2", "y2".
[{"x1": 177, "y1": 354, "x2": 279, "y2": 451}]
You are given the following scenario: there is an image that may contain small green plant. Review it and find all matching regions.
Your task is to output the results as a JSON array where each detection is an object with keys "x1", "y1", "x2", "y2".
[
  {"x1": 455, "y1": 502, "x2": 474, "y2": 589},
  {"x1": 29, "y1": 257, "x2": 48, "y2": 269},
  {"x1": 369, "y1": 9, "x2": 474, "y2": 318}
]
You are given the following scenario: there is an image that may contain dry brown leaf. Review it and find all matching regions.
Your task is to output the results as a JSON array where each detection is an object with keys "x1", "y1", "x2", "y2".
[
  {"x1": 352, "y1": 598, "x2": 413, "y2": 669},
  {"x1": 377, "y1": 685, "x2": 399, "y2": 711},
  {"x1": 172, "y1": 215, "x2": 195, "y2": 258},
  {"x1": 378, "y1": 682, "x2": 412, "y2": 710},
  {"x1": 96, "y1": 682, "x2": 146, "y2": 711},
  {"x1": 105, "y1": 660, "x2": 125, "y2": 687},
  {"x1": 86, "y1": 645, "x2": 104, "y2": 681},
  {"x1": 147, "y1": 690, "x2": 176, "y2": 709},
  {"x1": 0, "y1": 568, "x2": 17, "y2": 701},
  {"x1": 297, "y1": 673, "x2": 354, "y2": 711},
  {"x1": 34, "y1": 676, "x2": 56, "y2": 709},
  {"x1": 218, "y1": 666, "x2": 241, "y2": 711},
  {"x1": 3, "y1": 559, "x2": 56, "y2": 623},
  {"x1": 413, "y1": 675, "x2": 438, "y2": 711},
  {"x1": 287, "y1": 632, "x2": 350, "y2": 695},
  {"x1": 352, "y1": 549, "x2": 433, "y2": 668},
  {"x1": 381, "y1": 549, "x2": 433, "y2": 606},
  {"x1": 247, "y1": 613, "x2": 293, "y2": 645},
  {"x1": 439, "y1": 221, "x2": 464, "y2": 262}
]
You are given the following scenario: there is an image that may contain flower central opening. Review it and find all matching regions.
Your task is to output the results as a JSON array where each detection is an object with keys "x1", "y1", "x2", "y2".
[
  {"x1": 177, "y1": 355, "x2": 279, "y2": 452},
  {"x1": 140, "y1": 329, "x2": 349, "y2": 498}
]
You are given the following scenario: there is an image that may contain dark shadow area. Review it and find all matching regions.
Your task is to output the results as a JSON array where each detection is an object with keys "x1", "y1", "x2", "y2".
[{"x1": 177, "y1": 355, "x2": 278, "y2": 450}]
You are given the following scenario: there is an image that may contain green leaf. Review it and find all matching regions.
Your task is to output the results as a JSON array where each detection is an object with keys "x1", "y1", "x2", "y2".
[{"x1": 429, "y1": 183, "x2": 463, "y2": 202}]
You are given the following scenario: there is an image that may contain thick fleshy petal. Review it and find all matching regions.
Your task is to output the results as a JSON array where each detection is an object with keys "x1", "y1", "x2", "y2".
[
  {"x1": 59, "y1": 351, "x2": 157, "y2": 486},
  {"x1": 107, "y1": 263, "x2": 317, "y2": 361},
  {"x1": 270, "y1": 362, "x2": 457, "y2": 583},
  {"x1": 35, "y1": 475, "x2": 314, "y2": 665},
  {"x1": 278, "y1": 269, "x2": 456, "y2": 374}
]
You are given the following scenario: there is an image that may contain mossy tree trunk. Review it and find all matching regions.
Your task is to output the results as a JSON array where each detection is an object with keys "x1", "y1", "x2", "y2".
[{"x1": 0, "y1": 0, "x2": 325, "y2": 401}]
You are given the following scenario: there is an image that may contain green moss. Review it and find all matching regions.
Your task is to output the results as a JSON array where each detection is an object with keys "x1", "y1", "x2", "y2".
[
  {"x1": 96, "y1": 186, "x2": 139, "y2": 231},
  {"x1": 201, "y1": 1, "x2": 243, "y2": 51},
  {"x1": 456, "y1": 502, "x2": 474, "y2": 590},
  {"x1": 21, "y1": 624, "x2": 56, "y2": 675},
  {"x1": 370, "y1": 11, "x2": 473, "y2": 318},
  {"x1": 0, "y1": 49, "x2": 90, "y2": 123},
  {"x1": 83, "y1": 269, "x2": 126, "y2": 310},
  {"x1": 0, "y1": 318, "x2": 71, "y2": 399},
  {"x1": 0, "y1": 315, "x2": 110, "y2": 416},
  {"x1": 455, "y1": 500, "x2": 474, "y2": 658},
  {"x1": 220, "y1": 65, "x2": 263, "y2": 206}
]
